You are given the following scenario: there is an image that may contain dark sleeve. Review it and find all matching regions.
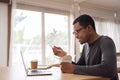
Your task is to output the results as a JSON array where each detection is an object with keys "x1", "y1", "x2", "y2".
[{"x1": 73, "y1": 37, "x2": 117, "y2": 78}]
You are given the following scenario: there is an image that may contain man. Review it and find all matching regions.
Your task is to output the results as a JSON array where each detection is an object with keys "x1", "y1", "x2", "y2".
[{"x1": 52, "y1": 14, "x2": 118, "y2": 80}]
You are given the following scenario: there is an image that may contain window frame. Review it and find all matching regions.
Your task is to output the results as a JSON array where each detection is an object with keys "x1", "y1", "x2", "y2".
[{"x1": 11, "y1": 3, "x2": 73, "y2": 65}]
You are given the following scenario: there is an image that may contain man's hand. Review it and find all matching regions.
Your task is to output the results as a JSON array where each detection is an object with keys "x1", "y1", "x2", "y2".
[
  {"x1": 52, "y1": 46, "x2": 66, "y2": 57},
  {"x1": 61, "y1": 62, "x2": 75, "y2": 73}
]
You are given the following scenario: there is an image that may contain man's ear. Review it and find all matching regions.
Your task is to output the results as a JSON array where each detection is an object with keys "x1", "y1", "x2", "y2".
[{"x1": 87, "y1": 25, "x2": 93, "y2": 32}]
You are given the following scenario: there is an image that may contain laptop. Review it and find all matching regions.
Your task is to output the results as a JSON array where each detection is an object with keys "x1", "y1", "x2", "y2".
[{"x1": 20, "y1": 52, "x2": 52, "y2": 76}]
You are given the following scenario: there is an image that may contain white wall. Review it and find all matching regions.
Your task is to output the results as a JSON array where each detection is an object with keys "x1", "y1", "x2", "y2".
[{"x1": 0, "y1": 3, "x2": 8, "y2": 66}]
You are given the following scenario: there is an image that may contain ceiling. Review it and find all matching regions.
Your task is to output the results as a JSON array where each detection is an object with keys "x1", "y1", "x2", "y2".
[{"x1": 83, "y1": 0, "x2": 120, "y2": 12}]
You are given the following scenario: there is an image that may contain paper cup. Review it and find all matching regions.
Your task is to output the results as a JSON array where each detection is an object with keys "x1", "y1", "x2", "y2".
[{"x1": 31, "y1": 60, "x2": 38, "y2": 70}]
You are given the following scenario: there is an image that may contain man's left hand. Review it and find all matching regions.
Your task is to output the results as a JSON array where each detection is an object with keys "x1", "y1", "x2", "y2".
[{"x1": 60, "y1": 62, "x2": 75, "y2": 73}]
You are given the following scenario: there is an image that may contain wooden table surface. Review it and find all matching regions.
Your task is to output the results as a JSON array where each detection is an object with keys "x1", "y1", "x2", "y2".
[{"x1": 0, "y1": 66, "x2": 110, "y2": 80}]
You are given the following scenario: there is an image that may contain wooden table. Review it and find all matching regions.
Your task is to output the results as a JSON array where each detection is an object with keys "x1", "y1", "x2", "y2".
[{"x1": 0, "y1": 66, "x2": 110, "y2": 80}]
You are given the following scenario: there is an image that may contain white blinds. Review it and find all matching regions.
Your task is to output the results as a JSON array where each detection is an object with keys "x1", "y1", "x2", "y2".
[
  {"x1": 17, "y1": 3, "x2": 69, "y2": 16},
  {"x1": 95, "y1": 18, "x2": 120, "y2": 52}
]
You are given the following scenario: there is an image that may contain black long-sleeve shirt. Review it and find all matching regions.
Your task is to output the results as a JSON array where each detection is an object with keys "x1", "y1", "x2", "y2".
[{"x1": 73, "y1": 36, "x2": 118, "y2": 80}]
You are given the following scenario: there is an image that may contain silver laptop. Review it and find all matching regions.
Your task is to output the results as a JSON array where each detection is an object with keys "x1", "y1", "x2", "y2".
[{"x1": 20, "y1": 52, "x2": 52, "y2": 76}]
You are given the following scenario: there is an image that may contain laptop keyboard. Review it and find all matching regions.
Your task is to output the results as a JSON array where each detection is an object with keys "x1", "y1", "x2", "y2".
[
  {"x1": 27, "y1": 69, "x2": 52, "y2": 76},
  {"x1": 28, "y1": 70, "x2": 42, "y2": 74}
]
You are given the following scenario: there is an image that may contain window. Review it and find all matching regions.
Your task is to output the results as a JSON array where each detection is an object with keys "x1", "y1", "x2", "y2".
[
  {"x1": 12, "y1": 8, "x2": 70, "y2": 67},
  {"x1": 45, "y1": 13, "x2": 69, "y2": 64}
]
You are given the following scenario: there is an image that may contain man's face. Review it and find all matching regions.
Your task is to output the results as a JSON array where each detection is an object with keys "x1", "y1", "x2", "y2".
[{"x1": 73, "y1": 22, "x2": 90, "y2": 44}]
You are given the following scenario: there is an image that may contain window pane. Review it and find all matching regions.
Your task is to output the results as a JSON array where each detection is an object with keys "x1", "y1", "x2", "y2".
[
  {"x1": 44, "y1": 13, "x2": 68, "y2": 64},
  {"x1": 12, "y1": 9, "x2": 69, "y2": 66},
  {"x1": 13, "y1": 9, "x2": 42, "y2": 67}
]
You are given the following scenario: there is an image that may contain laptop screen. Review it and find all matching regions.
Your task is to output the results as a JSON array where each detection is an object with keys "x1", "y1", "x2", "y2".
[{"x1": 20, "y1": 52, "x2": 52, "y2": 76}]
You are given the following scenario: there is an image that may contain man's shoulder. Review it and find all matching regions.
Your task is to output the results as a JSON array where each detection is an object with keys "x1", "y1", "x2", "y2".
[
  {"x1": 100, "y1": 35, "x2": 113, "y2": 42},
  {"x1": 83, "y1": 36, "x2": 114, "y2": 48},
  {"x1": 100, "y1": 35, "x2": 115, "y2": 47}
]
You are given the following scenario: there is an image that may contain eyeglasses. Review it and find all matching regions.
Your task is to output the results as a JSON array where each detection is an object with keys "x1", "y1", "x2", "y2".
[{"x1": 73, "y1": 28, "x2": 84, "y2": 35}]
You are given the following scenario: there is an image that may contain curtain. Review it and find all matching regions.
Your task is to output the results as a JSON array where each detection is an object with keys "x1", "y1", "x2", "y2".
[{"x1": 95, "y1": 17, "x2": 120, "y2": 52}]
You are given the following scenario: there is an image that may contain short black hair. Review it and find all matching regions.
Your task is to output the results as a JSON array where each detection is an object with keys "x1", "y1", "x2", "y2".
[{"x1": 73, "y1": 14, "x2": 96, "y2": 32}]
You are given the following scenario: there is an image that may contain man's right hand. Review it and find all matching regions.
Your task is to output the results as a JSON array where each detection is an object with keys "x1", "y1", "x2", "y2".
[{"x1": 52, "y1": 46, "x2": 66, "y2": 57}]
